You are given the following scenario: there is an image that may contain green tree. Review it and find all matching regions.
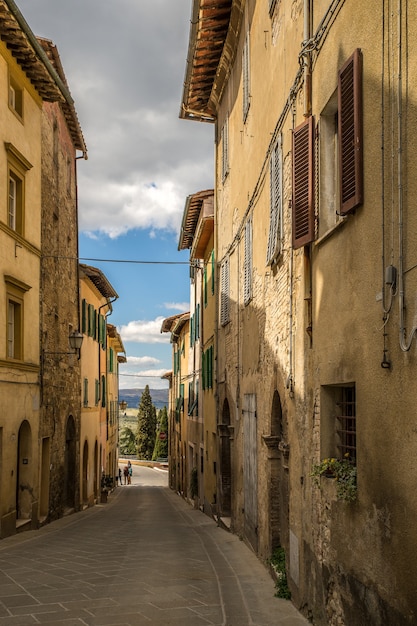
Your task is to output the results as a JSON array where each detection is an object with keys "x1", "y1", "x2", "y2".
[
  {"x1": 119, "y1": 426, "x2": 136, "y2": 455},
  {"x1": 152, "y1": 406, "x2": 168, "y2": 460},
  {"x1": 136, "y1": 385, "x2": 157, "y2": 460}
]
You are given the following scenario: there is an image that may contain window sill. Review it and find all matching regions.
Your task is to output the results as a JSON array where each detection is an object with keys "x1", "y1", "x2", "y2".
[{"x1": 315, "y1": 216, "x2": 348, "y2": 248}]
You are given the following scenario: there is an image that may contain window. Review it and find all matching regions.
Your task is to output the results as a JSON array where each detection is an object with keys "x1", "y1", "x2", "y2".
[
  {"x1": 243, "y1": 217, "x2": 253, "y2": 305},
  {"x1": 292, "y1": 116, "x2": 315, "y2": 248},
  {"x1": 321, "y1": 384, "x2": 356, "y2": 463},
  {"x1": 221, "y1": 116, "x2": 229, "y2": 182},
  {"x1": 338, "y1": 49, "x2": 363, "y2": 215},
  {"x1": 7, "y1": 300, "x2": 22, "y2": 359},
  {"x1": 5, "y1": 275, "x2": 30, "y2": 361},
  {"x1": 5, "y1": 143, "x2": 32, "y2": 236},
  {"x1": 267, "y1": 134, "x2": 283, "y2": 264},
  {"x1": 188, "y1": 380, "x2": 199, "y2": 416},
  {"x1": 220, "y1": 256, "x2": 230, "y2": 326},
  {"x1": 319, "y1": 91, "x2": 340, "y2": 236},
  {"x1": 9, "y1": 75, "x2": 23, "y2": 118},
  {"x1": 336, "y1": 386, "x2": 356, "y2": 460},
  {"x1": 243, "y1": 31, "x2": 251, "y2": 121}
]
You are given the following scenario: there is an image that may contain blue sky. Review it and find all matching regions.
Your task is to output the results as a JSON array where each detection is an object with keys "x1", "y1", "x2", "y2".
[{"x1": 17, "y1": 0, "x2": 214, "y2": 389}]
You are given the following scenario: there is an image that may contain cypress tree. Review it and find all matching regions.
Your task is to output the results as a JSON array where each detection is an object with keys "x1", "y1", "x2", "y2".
[
  {"x1": 136, "y1": 385, "x2": 157, "y2": 460},
  {"x1": 119, "y1": 426, "x2": 136, "y2": 456},
  {"x1": 152, "y1": 406, "x2": 168, "y2": 460}
]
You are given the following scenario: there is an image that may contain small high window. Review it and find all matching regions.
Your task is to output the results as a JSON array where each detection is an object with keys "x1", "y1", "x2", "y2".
[{"x1": 9, "y1": 75, "x2": 23, "y2": 118}]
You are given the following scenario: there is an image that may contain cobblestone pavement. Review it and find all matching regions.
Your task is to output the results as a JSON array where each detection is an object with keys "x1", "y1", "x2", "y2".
[{"x1": 0, "y1": 466, "x2": 310, "y2": 625}]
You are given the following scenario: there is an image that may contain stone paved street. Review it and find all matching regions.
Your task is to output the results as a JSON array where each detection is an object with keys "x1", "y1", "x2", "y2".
[{"x1": 0, "y1": 466, "x2": 309, "y2": 625}]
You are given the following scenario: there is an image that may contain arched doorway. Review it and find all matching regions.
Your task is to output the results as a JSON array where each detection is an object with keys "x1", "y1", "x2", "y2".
[
  {"x1": 82, "y1": 440, "x2": 88, "y2": 505},
  {"x1": 218, "y1": 398, "x2": 232, "y2": 516},
  {"x1": 64, "y1": 416, "x2": 77, "y2": 510},
  {"x1": 269, "y1": 390, "x2": 289, "y2": 551},
  {"x1": 16, "y1": 420, "x2": 32, "y2": 521}
]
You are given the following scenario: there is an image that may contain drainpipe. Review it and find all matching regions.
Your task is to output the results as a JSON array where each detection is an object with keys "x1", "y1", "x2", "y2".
[
  {"x1": 397, "y1": 0, "x2": 417, "y2": 351},
  {"x1": 303, "y1": 0, "x2": 312, "y2": 117}
]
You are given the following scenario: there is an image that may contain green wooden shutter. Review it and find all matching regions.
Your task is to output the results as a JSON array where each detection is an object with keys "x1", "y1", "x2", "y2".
[
  {"x1": 83, "y1": 378, "x2": 88, "y2": 407},
  {"x1": 81, "y1": 299, "x2": 87, "y2": 334}
]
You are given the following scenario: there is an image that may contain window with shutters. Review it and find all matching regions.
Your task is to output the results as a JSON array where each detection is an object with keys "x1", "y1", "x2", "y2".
[
  {"x1": 5, "y1": 276, "x2": 30, "y2": 361},
  {"x1": 338, "y1": 48, "x2": 363, "y2": 215},
  {"x1": 292, "y1": 116, "x2": 315, "y2": 248},
  {"x1": 319, "y1": 90, "x2": 341, "y2": 236},
  {"x1": 243, "y1": 32, "x2": 250, "y2": 122},
  {"x1": 221, "y1": 116, "x2": 229, "y2": 182},
  {"x1": 202, "y1": 345, "x2": 213, "y2": 391},
  {"x1": 244, "y1": 217, "x2": 253, "y2": 305},
  {"x1": 5, "y1": 144, "x2": 32, "y2": 236},
  {"x1": 267, "y1": 134, "x2": 283, "y2": 264},
  {"x1": 95, "y1": 379, "x2": 100, "y2": 406},
  {"x1": 220, "y1": 256, "x2": 230, "y2": 326}
]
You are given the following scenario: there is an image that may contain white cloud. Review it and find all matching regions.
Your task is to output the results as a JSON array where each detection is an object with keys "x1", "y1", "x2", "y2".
[
  {"x1": 125, "y1": 356, "x2": 161, "y2": 367},
  {"x1": 163, "y1": 302, "x2": 189, "y2": 312},
  {"x1": 119, "y1": 317, "x2": 169, "y2": 344}
]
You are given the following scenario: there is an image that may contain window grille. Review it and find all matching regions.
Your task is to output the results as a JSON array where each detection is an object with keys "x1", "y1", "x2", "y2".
[{"x1": 336, "y1": 386, "x2": 356, "y2": 461}]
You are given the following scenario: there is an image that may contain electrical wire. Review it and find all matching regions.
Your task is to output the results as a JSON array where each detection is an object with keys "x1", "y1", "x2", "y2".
[{"x1": 41, "y1": 255, "x2": 189, "y2": 265}]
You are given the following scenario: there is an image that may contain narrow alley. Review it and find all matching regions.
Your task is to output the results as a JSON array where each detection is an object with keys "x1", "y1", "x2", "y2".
[{"x1": 0, "y1": 465, "x2": 309, "y2": 626}]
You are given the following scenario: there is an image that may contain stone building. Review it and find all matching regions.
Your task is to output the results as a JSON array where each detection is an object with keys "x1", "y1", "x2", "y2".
[
  {"x1": 0, "y1": 0, "x2": 82, "y2": 538},
  {"x1": 38, "y1": 37, "x2": 87, "y2": 523},
  {"x1": 180, "y1": 1, "x2": 417, "y2": 624}
]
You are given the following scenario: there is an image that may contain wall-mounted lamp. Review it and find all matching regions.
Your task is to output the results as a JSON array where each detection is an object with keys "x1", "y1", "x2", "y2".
[{"x1": 68, "y1": 330, "x2": 83, "y2": 352}]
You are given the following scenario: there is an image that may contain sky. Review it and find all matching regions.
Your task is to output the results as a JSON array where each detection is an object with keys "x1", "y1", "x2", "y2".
[{"x1": 17, "y1": 0, "x2": 214, "y2": 390}]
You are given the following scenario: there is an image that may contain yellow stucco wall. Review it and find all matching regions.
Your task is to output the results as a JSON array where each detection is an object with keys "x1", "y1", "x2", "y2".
[{"x1": 0, "y1": 39, "x2": 43, "y2": 536}]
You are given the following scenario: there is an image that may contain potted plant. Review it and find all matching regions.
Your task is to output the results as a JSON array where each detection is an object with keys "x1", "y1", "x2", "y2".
[{"x1": 311, "y1": 454, "x2": 357, "y2": 502}]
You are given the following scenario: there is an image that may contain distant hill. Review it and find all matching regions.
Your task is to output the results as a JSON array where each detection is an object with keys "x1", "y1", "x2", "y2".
[{"x1": 119, "y1": 388, "x2": 168, "y2": 410}]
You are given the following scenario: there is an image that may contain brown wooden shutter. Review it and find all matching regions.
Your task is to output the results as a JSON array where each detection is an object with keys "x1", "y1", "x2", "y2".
[
  {"x1": 338, "y1": 48, "x2": 363, "y2": 214},
  {"x1": 292, "y1": 116, "x2": 315, "y2": 248}
]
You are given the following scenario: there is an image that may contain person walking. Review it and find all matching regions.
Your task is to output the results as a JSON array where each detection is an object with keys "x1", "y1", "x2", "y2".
[
  {"x1": 118, "y1": 467, "x2": 122, "y2": 485},
  {"x1": 128, "y1": 464, "x2": 132, "y2": 484},
  {"x1": 123, "y1": 466, "x2": 129, "y2": 485}
]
